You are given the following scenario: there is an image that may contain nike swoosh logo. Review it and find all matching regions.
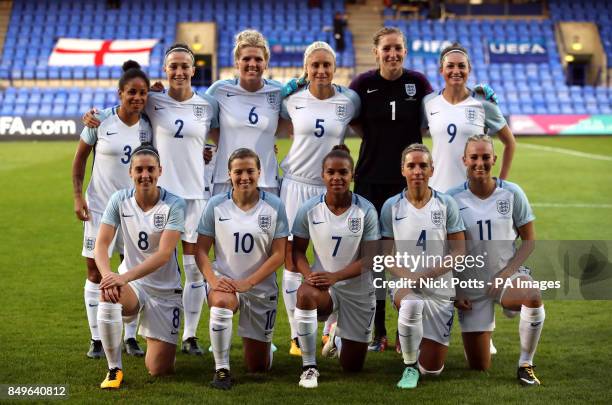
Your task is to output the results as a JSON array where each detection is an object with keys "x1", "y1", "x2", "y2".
[
  {"x1": 398, "y1": 333, "x2": 409, "y2": 337},
  {"x1": 154, "y1": 106, "x2": 165, "y2": 110},
  {"x1": 430, "y1": 111, "x2": 439, "y2": 115},
  {"x1": 171, "y1": 331, "x2": 178, "y2": 335},
  {"x1": 297, "y1": 332, "x2": 310, "y2": 337},
  {"x1": 191, "y1": 284, "x2": 204, "y2": 289},
  {"x1": 285, "y1": 288, "x2": 298, "y2": 294},
  {"x1": 367, "y1": 89, "x2": 378, "y2": 93},
  {"x1": 530, "y1": 322, "x2": 542, "y2": 327},
  {"x1": 226, "y1": 93, "x2": 237, "y2": 97},
  {"x1": 106, "y1": 131, "x2": 117, "y2": 136},
  {"x1": 395, "y1": 216, "x2": 407, "y2": 221},
  {"x1": 121, "y1": 214, "x2": 134, "y2": 217},
  {"x1": 88, "y1": 304, "x2": 98, "y2": 307},
  {"x1": 219, "y1": 218, "x2": 231, "y2": 221},
  {"x1": 212, "y1": 327, "x2": 227, "y2": 332},
  {"x1": 459, "y1": 207, "x2": 469, "y2": 211},
  {"x1": 443, "y1": 333, "x2": 450, "y2": 337},
  {"x1": 295, "y1": 106, "x2": 306, "y2": 109},
  {"x1": 520, "y1": 378, "x2": 536, "y2": 385},
  {"x1": 312, "y1": 221, "x2": 325, "y2": 225}
]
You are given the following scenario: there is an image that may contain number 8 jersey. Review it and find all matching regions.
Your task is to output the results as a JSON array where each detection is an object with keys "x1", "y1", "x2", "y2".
[
  {"x1": 197, "y1": 190, "x2": 289, "y2": 298},
  {"x1": 101, "y1": 187, "x2": 186, "y2": 291},
  {"x1": 280, "y1": 85, "x2": 360, "y2": 185},
  {"x1": 423, "y1": 90, "x2": 506, "y2": 192}
]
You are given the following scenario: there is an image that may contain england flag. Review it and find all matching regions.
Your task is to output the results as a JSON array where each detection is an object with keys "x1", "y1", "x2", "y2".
[{"x1": 48, "y1": 38, "x2": 159, "y2": 66}]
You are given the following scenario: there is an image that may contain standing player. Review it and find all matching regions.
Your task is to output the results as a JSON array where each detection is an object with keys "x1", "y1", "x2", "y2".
[
  {"x1": 292, "y1": 145, "x2": 380, "y2": 388},
  {"x1": 83, "y1": 44, "x2": 219, "y2": 355},
  {"x1": 94, "y1": 144, "x2": 185, "y2": 389},
  {"x1": 195, "y1": 148, "x2": 288, "y2": 390},
  {"x1": 349, "y1": 27, "x2": 433, "y2": 352},
  {"x1": 423, "y1": 43, "x2": 516, "y2": 193},
  {"x1": 206, "y1": 29, "x2": 282, "y2": 196},
  {"x1": 72, "y1": 60, "x2": 151, "y2": 359},
  {"x1": 380, "y1": 144, "x2": 465, "y2": 389},
  {"x1": 447, "y1": 135, "x2": 545, "y2": 386},
  {"x1": 279, "y1": 41, "x2": 361, "y2": 356}
]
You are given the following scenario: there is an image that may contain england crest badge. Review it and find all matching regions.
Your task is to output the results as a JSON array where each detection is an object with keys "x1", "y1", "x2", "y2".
[
  {"x1": 193, "y1": 105, "x2": 204, "y2": 120},
  {"x1": 465, "y1": 107, "x2": 476, "y2": 122},
  {"x1": 496, "y1": 199, "x2": 511, "y2": 215},
  {"x1": 259, "y1": 214, "x2": 272, "y2": 231},
  {"x1": 348, "y1": 217, "x2": 362, "y2": 233},
  {"x1": 431, "y1": 210, "x2": 444, "y2": 226},
  {"x1": 154, "y1": 214, "x2": 166, "y2": 230},
  {"x1": 139, "y1": 129, "x2": 149, "y2": 143},
  {"x1": 267, "y1": 92, "x2": 278, "y2": 106},
  {"x1": 405, "y1": 83, "x2": 416, "y2": 97},
  {"x1": 336, "y1": 104, "x2": 347, "y2": 119},
  {"x1": 85, "y1": 237, "x2": 95, "y2": 251}
]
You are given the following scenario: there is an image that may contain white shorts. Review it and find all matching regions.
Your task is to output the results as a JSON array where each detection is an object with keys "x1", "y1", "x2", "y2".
[
  {"x1": 205, "y1": 282, "x2": 278, "y2": 343},
  {"x1": 183, "y1": 199, "x2": 207, "y2": 243},
  {"x1": 130, "y1": 282, "x2": 183, "y2": 345},
  {"x1": 82, "y1": 210, "x2": 123, "y2": 258},
  {"x1": 329, "y1": 286, "x2": 376, "y2": 344},
  {"x1": 458, "y1": 269, "x2": 533, "y2": 333},
  {"x1": 280, "y1": 177, "x2": 326, "y2": 239},
  {"x1": 391, "y1": 289, "x2": 455, "y2": 346},
  {"x1": 212, "y1": 183, "x2": 279, "y2": 197}
]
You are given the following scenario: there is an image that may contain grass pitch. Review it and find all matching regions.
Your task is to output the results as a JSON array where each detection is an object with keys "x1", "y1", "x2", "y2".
[{"x1": 0, "y1": 137, "x2": 611, "y2": 404}]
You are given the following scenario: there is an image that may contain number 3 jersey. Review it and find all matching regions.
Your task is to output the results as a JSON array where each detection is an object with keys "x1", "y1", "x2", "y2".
[
  {"x1": 422, "y1": 90, "x2": 506, "y2": 192},
  {"x1": 280, "y1": 85, "x2": 360, "y2": 185},
  {"x1": 447, "y1": 178, "x2": 535, "y2": 275},
  {"x1": 146, "y1": 91, "x2": 219, "y2": 199},
  {"x1": 102, "y1": 187, "x2": 186, "y2": 291},
  {"x1": 81, "y1": 107, "x2": 152, "y2": 214},
  {"x1": 206, "y1": 79, "x2": 282, "y2": 189},
  {"x1": 197, "y1": 190, "x2": 289, "y2": 298},
  {"x1": 291, "y1": 193, "x2": 380, "y2": 291}
]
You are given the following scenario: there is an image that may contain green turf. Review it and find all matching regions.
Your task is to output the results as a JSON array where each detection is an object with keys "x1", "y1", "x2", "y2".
[{"x1": 0, "y1": 138, "x2": 611, "y2": 404}]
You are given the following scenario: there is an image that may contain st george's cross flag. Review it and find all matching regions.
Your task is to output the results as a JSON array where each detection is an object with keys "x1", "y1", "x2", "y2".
[{"x1": 48, "y1": 38, "x2": 159, "y2": 66}]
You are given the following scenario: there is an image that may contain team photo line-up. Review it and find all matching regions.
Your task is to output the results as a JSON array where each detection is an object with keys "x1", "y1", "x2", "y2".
[{"x1": 73, "y1": 25, "x2": 544, "y2": 391}]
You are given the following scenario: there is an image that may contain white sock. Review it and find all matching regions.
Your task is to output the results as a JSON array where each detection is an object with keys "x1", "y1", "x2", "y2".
[
  {"x1": 182, "y1": 255, "x2": 205, "y2": 341},
  {"x1": 323, "y1": 312, "x2": 337, "y2": 335},
  {"x1": 334, "y1": 335, "x2": 342, "y2": 356},
  {"x1": 282, "y1": 269, "x2": 302, "y2": 340},
  {"x1": 84, "y1": 279, "x2": 100, "y2": 340},
  {"x1": 518, "y1": 305, "x2": 545, "y2": 366},
  {"x1": 210, "y1": 307, "x2": 233, "y2": 370},
  {"x1": 268, "y1": 343, "x2": 274, "y2": 371},
  {"x1": 123, "y1": 313, "x2": 139, "y2": 341},
  {"x1": 98, "y1": 302, "x2": 123, "y2": 370},
  {"x1": 294, "y1": 308, "x2": 317, "y2": 367},
  {"x1": 398, "y1": 299, "x2": 424, "y2": 366}
]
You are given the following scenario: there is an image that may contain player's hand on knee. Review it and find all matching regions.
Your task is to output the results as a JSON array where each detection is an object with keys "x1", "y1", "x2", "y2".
[
  {"x1": 74, "y1": 195, "x2": 90, "y2": 221},
  {"x1": 308, "y1": 272, "x2": 337, "y2": 289},
  {"x1": 102, "y1": 286, "x2": 121, "y2": 303},
  {"x1": 213, "y1": 277, "x2": 235, "y2": 293},
  {"x1": 82, "y1": 108, "x2": 101, "y2": 128},
  {"x1": 100, "y1": 272, "x2": 127, "y2": 289},
  {"x1": 231, "y1": 279, "x2": 253, "y2": 293},
  {"x1": 150, "y1": 81, "x2": 165, "y2": 92}
]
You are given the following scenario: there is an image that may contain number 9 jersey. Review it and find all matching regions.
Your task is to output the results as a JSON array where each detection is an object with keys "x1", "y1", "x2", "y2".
[{"x1": 422, "y1": 90, "x2": 506, "y2": 192}]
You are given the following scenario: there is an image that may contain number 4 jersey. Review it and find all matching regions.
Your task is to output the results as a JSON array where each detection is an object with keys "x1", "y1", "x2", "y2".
[
  {"x1": 197, "y1": 190, "x2": 289, "y2": 298},
  {"x1": 102, "y1": 187, "x2": 186, "y2": 291},
  {"x1": 423, "y1": 90, "x2": 506, "y2": 192}
]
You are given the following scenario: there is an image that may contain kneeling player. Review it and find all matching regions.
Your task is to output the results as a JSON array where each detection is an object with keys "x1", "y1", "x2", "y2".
[
  {"x1": 448, "y1": 134, "x2": 545, "y2": 386},
  {"x1": 292, "y1": 146, "x2": 380, "y2": 388},
  {"x1": 380, "y1": 144, "x2": 465, "y2": 389},
  {"x1": 195, "y1": 148, "x2": 288, "y2": 390},
  {"x1": 94, "y1": 144, "x2": 185, "y2": 389}
]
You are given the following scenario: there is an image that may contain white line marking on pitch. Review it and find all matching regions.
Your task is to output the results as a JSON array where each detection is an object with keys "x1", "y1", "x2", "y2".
[
  {"x1": 531, "y1": 203, "x2": 612, "y2": 208},
  {"x1": 519, "y1": 143, "x2": 612, "y2": 162}
]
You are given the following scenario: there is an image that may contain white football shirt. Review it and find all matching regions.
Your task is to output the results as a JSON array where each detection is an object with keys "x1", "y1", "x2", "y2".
[
  {"x1": 280, "y1": 85, "x2": 360, "y2": 185},
  {"x1": 422, "y1": 90, "x2": 506, "y2": 192},
  {"x1": 292, "y1": 193, "x2": 380, "y2": 292},
  {"x1": 81, "y1": 106, "x2": 152, "y2": 213},
  {"x1": 206, "y1": 79, "x2": 282, "y2": 188},
  {"x1": 197, "y1": 190, "x2": 289, "y2": 298},
  {"x1": 102, "y1": 187, "x2": 185, "y2": 291},
  {"x1": 145, "y1": 91, "x2": 219, "y2": 199}
]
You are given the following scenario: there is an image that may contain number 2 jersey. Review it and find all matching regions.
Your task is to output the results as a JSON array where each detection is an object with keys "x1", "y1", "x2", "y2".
[
  {"x1": 145, "y1": 91, "x2": 219, "y2": 199},
  {"x1": 280, "y1": 85, "x2": 360, "y2": 185},
  {"x1": 422, "y1": 90, "x2": 506, "y2": 192},
  {"x1": 102, "y1": 187, "x2": 186, "y2": 291},
  {"x1": 291, "y1": 193, "x2": 380, "y2": 292},
  {"x1": 197, "y1": 190, "x2": 289, "y2": 298},
  {"x1": 206, "y1": 78, "x2": 282, "y2": 189},
  {"x1": 81, "y1": 106, "x2": 152, "y2": 214},
  {"x1": 447, "y1": 179, "x2": 535, "y2": 298}
]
